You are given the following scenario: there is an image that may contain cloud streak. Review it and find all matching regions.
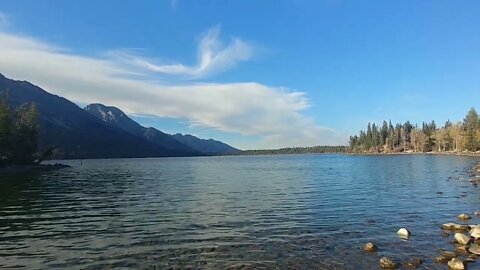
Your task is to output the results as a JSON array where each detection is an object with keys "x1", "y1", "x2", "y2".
[
  {"x1": 0, "y1": 30, "x2": 343, "y2": 149},
  {"x1": 0, "y1": 12, "x2": 8, "y2": 27},
  {"x1": 115, "y1": 26, "x2": 254, "y2": 79}
]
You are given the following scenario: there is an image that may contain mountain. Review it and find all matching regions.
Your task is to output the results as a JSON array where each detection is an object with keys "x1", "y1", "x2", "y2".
[
  {"x1": 84, "y1": 103, "x2": 198, "y2": 154},
  {"x1": 0, "y1": 74, "x2": 200, "y2": 159},
  {"x1": 85, "y1": 103, "x2": 240, "y2": 155},
  {"x1": 172, "y1": 133, "x2": 240, "y2": 154}
]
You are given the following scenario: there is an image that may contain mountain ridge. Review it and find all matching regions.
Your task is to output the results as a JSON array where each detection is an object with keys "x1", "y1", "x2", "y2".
[
  {"x1": 84, "y1": 103, "x2": 240, "y2": 155},
  {"x1": 0, "y1": 73, "x2": 238, "y2": 159}
]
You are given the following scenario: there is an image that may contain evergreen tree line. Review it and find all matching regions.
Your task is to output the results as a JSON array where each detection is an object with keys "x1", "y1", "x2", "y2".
[
  {"x1": 0, "y1": 95, "x2": 39, "y2": 167},
  {"x1": 349, "y1": 108, "x2": 480, "y2": 153},
  {"x1": 239, "y1": 145, "x2": 348, "y2": 155}
]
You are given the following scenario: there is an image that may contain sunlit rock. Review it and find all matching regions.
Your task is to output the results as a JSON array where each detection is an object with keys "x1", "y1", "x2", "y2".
[
  {"x1": 458, "y1": 213, "x2": 472, "y2": 220},
  {"x1": 455, "y1": 233, "x2": 471, "y2": 245},
  {"x1": 397, "y1": 228, "x2": 411, "y2": 239},
  {"x1": 363, "y1": 242, "x2": 377, "y2": 252},
  {"x1": 447, "y1": 258, "x2": 466, "y2": 270},
  {"x1": 379, "y1": 257, "x2": 398, "y2": 269}
]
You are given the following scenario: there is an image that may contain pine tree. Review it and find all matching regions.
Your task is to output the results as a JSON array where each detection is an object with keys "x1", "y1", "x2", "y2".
[{"x1": 10, "y1": 103, "x2": 39, "y2": 165}]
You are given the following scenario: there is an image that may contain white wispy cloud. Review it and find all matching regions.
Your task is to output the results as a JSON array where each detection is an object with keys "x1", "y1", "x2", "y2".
[
  {"x1": 114, "y1": 26, "x2": 254, "y2": 79},
  {"x1": 0, "y1": 12, "x2": 8, "y2": 27},
  {"x1": 0, "y1": 31, "x2": 344, "y2": 149}
]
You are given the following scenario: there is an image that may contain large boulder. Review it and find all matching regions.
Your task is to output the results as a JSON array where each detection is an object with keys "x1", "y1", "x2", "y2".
[
  {"x1": 469, "y1": 244, "x2": 480, "y2": 255},
  {"x1": 455, "y1": 233, "x2": 471, "y2": 245},
  {"x1": 471, "y1": 225, "x2": 480, "y2": 239}
]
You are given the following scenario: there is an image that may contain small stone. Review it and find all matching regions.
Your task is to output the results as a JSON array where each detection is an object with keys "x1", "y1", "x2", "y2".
[
  {"x1": 455, "y1": 233, "x2": 471, "y2": 245},
  {"x1": 363, "y1": 242, "x2": 377, "y2": 252},
  {"x1": 470, "y1": 225, "x2": 480, "y2": 239},
  {"x1": 441, "y1": 231, "x2": 450, "y2": 237},
  {"x1": 469, "y1": 244, "x2": 480, "y2": 255},
  {"x1": 379, "y1": 257, "x2": 398, "y2": 269},
  {"x1": 458, "y1": 213, "x2": 472, "y2": 220},
  {"x1": 402, "y1": 257, "x2": 422, "y2": 269},
  {"x1": 435, "y1": 255, "x2": 449, "y2": 263},
  {"x1": 475, "y1": 212, "x2": 480, "y2": 216},
  {"x1": 456, "y1": 245, "x2": 469, "y2": 254},
  {"x1": 397, "y1": 227, "x2": 411, "y2": 239},
  {"x1": 437, "y1": 191, "x2": 443, "y2": 195},
  {"x1": 447, "y1": 258, "x2": 466, "y2": 270},
  {"x1": 467, "y1": 255, "x2": 476, "y2": 263}
]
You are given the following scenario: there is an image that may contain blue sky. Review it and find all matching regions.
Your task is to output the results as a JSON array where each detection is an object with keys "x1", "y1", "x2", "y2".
[{"x1": 0, "y1": 1, "x2": 479, "y2": 149}]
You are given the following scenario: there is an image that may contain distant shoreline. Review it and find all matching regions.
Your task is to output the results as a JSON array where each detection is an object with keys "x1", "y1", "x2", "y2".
[
  {"x1": 0, "y1": 163, "x2": 70, "y2": 175},
  {"x1": 347, "y1": 151, "x2": 480, "y2": 157}
]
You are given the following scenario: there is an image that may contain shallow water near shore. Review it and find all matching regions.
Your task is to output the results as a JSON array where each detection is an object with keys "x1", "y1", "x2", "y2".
[{"x1": 1, "y1": 154, "x2": 480, "y2": 269}]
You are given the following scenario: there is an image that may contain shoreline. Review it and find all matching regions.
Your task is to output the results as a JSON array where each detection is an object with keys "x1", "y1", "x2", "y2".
[
  {"x1": 0, "y1": 163, "x2": 70, "y2": 175},
  {"x1": 348, "y1": 151, "x2": 480, "y2": 157}
]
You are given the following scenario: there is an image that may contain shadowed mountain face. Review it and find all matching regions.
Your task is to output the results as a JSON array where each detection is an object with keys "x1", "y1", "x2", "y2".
[
  {"x1": 84, "y1": 103, "x2": 240, "y2": 155},
  {"x1": 172, "y1": 133, "x2": 240, "y2": 154},
  {"x1": 84, "y1": 104, "x2": 198, "y2": 154},
  {"x1": 0, "y1": 74, "x2": 199, "y2": 159}
]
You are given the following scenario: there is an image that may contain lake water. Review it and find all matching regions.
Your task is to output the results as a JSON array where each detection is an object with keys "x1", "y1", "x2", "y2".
[{"x1": 1, "y1": 155, "x2": 480, "y2": 269}]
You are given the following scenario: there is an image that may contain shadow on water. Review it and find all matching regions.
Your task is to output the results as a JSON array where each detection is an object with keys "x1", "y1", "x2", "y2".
[{"x1": 0, "y1": 171, "x2": 45, "y2": 232}]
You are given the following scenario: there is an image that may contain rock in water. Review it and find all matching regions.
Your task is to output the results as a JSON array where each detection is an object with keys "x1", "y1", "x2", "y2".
[
  {"x1": 363, "y1": 242, "x2": 377, "y2": 252},
  {"x1": 455, "y1": 233, "x2": 471, "y2": 245},
  {"x1": 435, "y1": 255, "x2": 449, "y2": 263},
  {"x1": 441, "y1": 250, "x2": 457, "y2": 259},
  {"x1": 471, "y1": 225, "x2": 480, "y2": 239},
  {"x1": 442, "y1": 223, "x2": 471, "y2": 232},
  {"x1": 402, "y1": 257, "x2": 422, "y2": 269},
  {"x1": 447, "y1": 258, "x2": 466, "y2": 270},
  {"x1": 397, "y1": 228, "x2": 411, "y2": 239},
  {"x1": 458, "y1": 213, "x2": 472, "y2": 220},
  {"x1": 469, "y1": 244, "x2": 480, "y2": 255},
  {"x1": 379, "y1": 257, "x2": 398, "y2": 269}
]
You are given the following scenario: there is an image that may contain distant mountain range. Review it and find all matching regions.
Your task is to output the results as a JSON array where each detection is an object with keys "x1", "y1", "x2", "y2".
[{"x1": 0, "y1": 74, "x2": 240, "y2": 159}]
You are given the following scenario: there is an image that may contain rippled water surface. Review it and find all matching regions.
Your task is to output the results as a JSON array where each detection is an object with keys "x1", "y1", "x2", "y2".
[{"x1": 1, "y1": 155, "x2": 480, "y2": 269}]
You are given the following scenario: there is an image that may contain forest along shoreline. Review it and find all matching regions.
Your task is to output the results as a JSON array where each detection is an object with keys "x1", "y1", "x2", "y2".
[
  {"x1": 365, "y1": 161, "x2": 480, "y2": 269},
  {"x1": 349, "y1": 107, "x2": 480, "y2": 155}
]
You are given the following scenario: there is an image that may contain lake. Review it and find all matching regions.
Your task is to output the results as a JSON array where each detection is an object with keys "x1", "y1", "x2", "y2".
[{"x1": 1, "y1": 154, "x2": 479, "y2": 269}]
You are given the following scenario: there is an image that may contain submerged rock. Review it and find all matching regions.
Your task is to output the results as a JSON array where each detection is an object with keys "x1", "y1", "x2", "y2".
[
  {"x1": 456, "y1": 245, "x2": 469, "y2": 254},
  {"x1": 435, "y1": 255, "x2": 449, "y2": 263},
  {"x1": 447, "y1": 258, "x2": 466, "y2": 270},
  {"x1": 442, "y1": 223, "x2": 471, "y2": 232},
  {"x1": 458, "y1": 213, "x2": 472, "y2": 220},
  {"x1": 455, "y1": 233, "x2": 471, "y2": 245},
  {"x1": 441, "y1": 250, "x2": 457, "y2": 259},
  {"x1": 379, "y1": 257, "x2": 398, "y2": 269},
  {"x1": 402, "y1": 257, "x2": 422, "y2": 269},
  {"x1": 363, "y1": 242, "x2": 377, "y2": 252},
  {"x1": 397, "y1": 228, "x2": 411, "y2": 239}
]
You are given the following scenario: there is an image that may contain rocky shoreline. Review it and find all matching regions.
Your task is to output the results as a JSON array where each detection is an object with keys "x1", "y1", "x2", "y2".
[
  {"x1": 363, "y1": 162, "x2": 480, "y2": 269},
  {"x1": 350, "y1": 151, "x2": 480, "y2": 157},
  {"x1": 0, "y1": 163, "x2": 70, "y2": 175}
]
